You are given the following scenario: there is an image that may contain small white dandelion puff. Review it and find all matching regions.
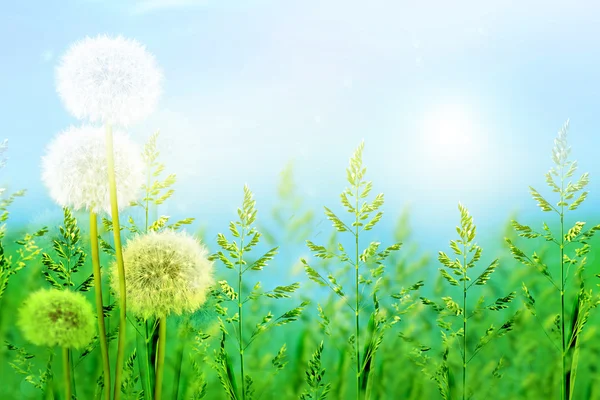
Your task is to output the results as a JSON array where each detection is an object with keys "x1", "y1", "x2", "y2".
[
  {"x1": 41, "y1": 125, "x2": 144, "y2": 214},
  {"x1": 56, "y1": 34, "x2": 163, "y2": 126},
  {"x1": 111, "y1": 230, "x2": 215, "y2": 319}
]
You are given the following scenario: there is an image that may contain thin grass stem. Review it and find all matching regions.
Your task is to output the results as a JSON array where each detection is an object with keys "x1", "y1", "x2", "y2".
[
  {"x1": 239, "y1": 230, "x2": 246, "y2": 400},
  {"x1": 354, "y1": 184, "x2": 360, "y2": 400},
  {"x1": 171, "y1": 338, "x2": 185, "y2": 400}
]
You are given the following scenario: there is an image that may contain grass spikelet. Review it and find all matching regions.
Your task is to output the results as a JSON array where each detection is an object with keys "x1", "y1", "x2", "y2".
[
  {"x1": 507, "y1": 120, "x2": 600, "y2": 399},
  {"x1": 302, "y1": 141, "x2": 405, "y2": 399},
  {"x1": 211, "y1": 185, "x2": 308, "y2": 400}
]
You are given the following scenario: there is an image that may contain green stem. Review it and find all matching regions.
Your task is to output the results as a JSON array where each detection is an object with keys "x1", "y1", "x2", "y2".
[
  {"x1": 63, "y1": 348, "x2": 71, "y2": 400},
  {"x1": 105, "y1": 123, "x2": 127, "y2": 400},
  {"x1": 90, "y1": 212, "x2": 111, "y2": 400},
  {"x1": 355, "y1": 184, "x2": 360, "y2": 400},
  {"x1": 70, "y1": 351, "x2": 77, "y2": 399},
  {"x1": 561, "y1": 166, "x2": 567, "y2": 400},
  {"x1": 154, "y1": 317, "x2": 167, "y2": 400},
  {"x1": 147, "y1": 320, "x2": 157, "y2": 392},
  {"x1": 239, "y1": 231, "x2": 246, "y2": 400},
  {"x1": 463, "y1": 243, "x2": 468, "y2": 400},
  {"x1": 136, "y1": 331, "x2": 151, "y2": 400},
  {"x1": 172, "y1": 338, "x2": 185, "y2": 400}
]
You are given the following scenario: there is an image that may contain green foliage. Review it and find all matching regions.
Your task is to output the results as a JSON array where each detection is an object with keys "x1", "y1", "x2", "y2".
[
  {"x1": 261, "y1": 162, "x2": 315, "y2": 246},
  {"x1": 300, "y1": 341, "x2": 331, "y2": 400},
  {"x1": 127, "y1": 131, "x2": 195, "y2": 234},
  {"x1": 422, "y1": 204, "x2": 515, "y2": 400},
  {"x1": 0, "y1": 227, "x2": 46, "y2": 303},
  {"x1": 0, "y1": 141, "x2": 46, "y2": 303},
  {"x1": 5, "y1": 344, "x2": 54, "y2": 394},
  {"x1": 507, "y1": 120, "x2": 598, "y2": 400},
  {"x1": 212, "y1": 185, "x2": 307, "y2": 399},
  {"x1": 41, "y1": 208, "x2": 89, "y2": 290},
  {"x1": 120, "y1": 349, "x2": 143, "y2": 399},
  {"x1": 302, "y1": 142, "x2": 410, "y2": 398}
]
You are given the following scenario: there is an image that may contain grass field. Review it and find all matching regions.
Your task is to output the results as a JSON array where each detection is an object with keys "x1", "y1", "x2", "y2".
[{"x1": 1, "y1": 127, "x2": 600, "y2": 400}]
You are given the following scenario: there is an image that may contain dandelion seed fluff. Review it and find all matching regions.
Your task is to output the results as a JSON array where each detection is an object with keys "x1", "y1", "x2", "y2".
[
  {"x1": 41, "y1": 125, "x2": 144, "y2": 214},
  {"x1": 111, "y1": 230, "x2": 215, "y2": 319},
  {"x1": 18, "y1": 289, "x2": 96, "y2": 349},
  {"x1": 56, "y1": 34, "x2": 162, "y2": 126}
]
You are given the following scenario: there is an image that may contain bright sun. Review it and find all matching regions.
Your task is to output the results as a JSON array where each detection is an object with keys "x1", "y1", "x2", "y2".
[
  {"x1": 415, "y1": 102, "x2": 486, "y2": 186},
  {"x1": 422, "y1": 103, "x2": 478, "y2": 162}
]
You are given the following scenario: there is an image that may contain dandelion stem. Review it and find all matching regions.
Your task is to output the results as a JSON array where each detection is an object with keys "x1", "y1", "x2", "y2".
[
  {"x1": 90, "y1": 212, "x2": 111, "y2": 400},
  {"x1": 63, "y1": 348, "x2": 71, "y2": 400},
  {"x1": 154, "y1": 316, "x2": 167, "y2": 400},
  {"x1": 105, "y1": 123, "x2": 127, "y2": 400},
  {"x1": 147, "y1": 319, "x2": 158, "y2": 391}
]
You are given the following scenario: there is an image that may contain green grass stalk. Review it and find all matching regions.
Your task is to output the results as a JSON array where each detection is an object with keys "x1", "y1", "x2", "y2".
[
  {"x1": 171, "y1": 337, "x2": 185, "y2": 400},
  {"x1": 354, "y1": 185, "x2": 361, "y2": 400},
  {"x1": 154, "y1": 317, "x2": 167, "y2": 400},
  {"x1": 462, "y1": 241, "x2": 468, "y2": 400},
  {"x1": 90, "y1": 211, "x2": 111, "y2": 400},
  {"x1": 135, "y1": 331, "x2": 151, "y2": 400},
  {"x1": 63, "y1": 348, "x2": 71, "y2": 400},
  {"x1": 238, "y1": 229, "x2": 246, "y2": 400},
  {"x1": 560, "y1": 163, "x2": 567, "y2": 400},
  {"x1": 105, "y1": 123, "x2": 127, "y2": 400}
]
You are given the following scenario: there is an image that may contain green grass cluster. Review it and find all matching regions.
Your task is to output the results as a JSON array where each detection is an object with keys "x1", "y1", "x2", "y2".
[{"x1": 1, "y1": 123, "x2": 600, "y2": 400}]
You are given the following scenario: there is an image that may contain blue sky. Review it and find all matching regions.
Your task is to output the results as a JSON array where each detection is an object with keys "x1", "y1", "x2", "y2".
[{"x1": 2, "y1": 0, "x2": 600, "y2": 255}]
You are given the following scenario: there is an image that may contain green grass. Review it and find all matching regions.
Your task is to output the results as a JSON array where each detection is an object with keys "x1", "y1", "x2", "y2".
[{"x1": 2, "y1": 126, "x2": 600, "y2": 400}]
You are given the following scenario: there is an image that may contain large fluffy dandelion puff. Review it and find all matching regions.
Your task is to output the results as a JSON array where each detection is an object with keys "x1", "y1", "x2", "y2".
[
  {"x1": 18, "y1": 289, "x2": 96, "y2": 349},
  {"x1": 56, "y1": 34, "x2": 162, "y2": 126},
  {"x1": 41, "y1": 125, "x2": 144, "y2": 214},
  {"x1": 111, "y1": 230, "x2": 215, "y2": 319}
]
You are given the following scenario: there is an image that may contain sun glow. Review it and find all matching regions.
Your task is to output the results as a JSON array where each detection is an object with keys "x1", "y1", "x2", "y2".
[
  {"x1": 421, "y1": 103, "x2": 479, "y2": 162},
  {"x1": 415, "y1": 102, "x2": 486, "y2": 184}
]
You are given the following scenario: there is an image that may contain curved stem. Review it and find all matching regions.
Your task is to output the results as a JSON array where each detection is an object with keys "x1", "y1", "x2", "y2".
[
  {"x1": 63, "y1": 348, "x2": 72, "y2": 400},
  {"x1": 154, "y1": 317, "x2": 167, "y2": 400},
  {"x1": 90, "y1": 212, "x2": 111, "y2": 400},
  {"x1": 105, "y1": 123, "x2": 127, "y2": 400}
]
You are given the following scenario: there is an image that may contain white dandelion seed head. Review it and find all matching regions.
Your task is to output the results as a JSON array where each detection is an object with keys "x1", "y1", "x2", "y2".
[
  {"x1": 41, "y1": 125, "x2": 145, "y2": 214},
  {"x1": 56, "y1": 34, "x2": 163, "y2": 127},
  {"x1": 111, "y1": 230, "x2": 215, "y2": 319}
]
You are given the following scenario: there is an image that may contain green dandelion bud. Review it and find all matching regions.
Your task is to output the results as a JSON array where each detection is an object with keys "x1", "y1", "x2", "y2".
[
  {"x1": 112, "y1": 230, "x2": 215, "y2": 319},
  {"x1": 18, "y1": 289, "x2": 96, "y2": 349}
]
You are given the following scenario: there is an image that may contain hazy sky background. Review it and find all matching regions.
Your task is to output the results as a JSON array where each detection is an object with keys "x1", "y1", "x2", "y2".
[{"x1": 2, "y1": 0, "x2": 600, "y2": 258}]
